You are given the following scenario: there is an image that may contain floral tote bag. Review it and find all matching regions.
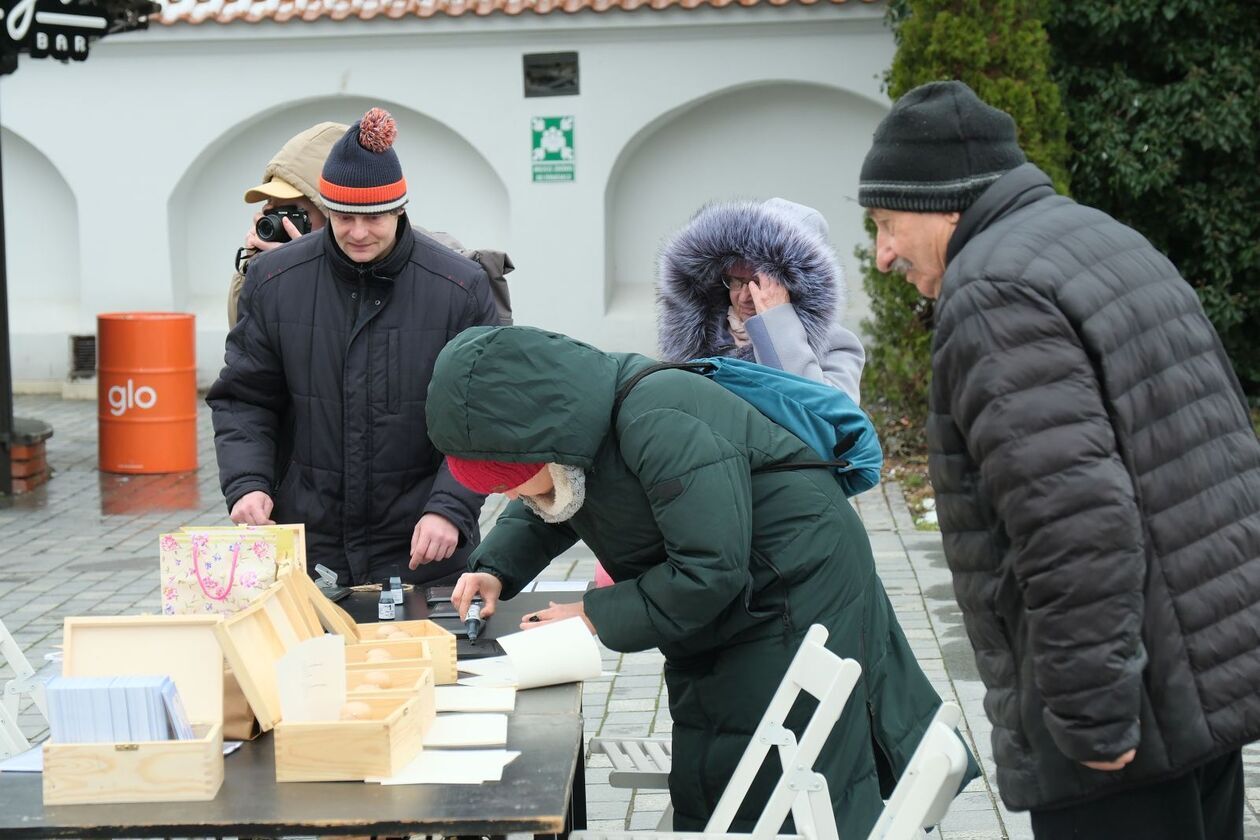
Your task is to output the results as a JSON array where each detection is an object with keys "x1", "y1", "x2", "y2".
[{"x1": 159, "y1": 528, "x2": 284, "y2": 616}]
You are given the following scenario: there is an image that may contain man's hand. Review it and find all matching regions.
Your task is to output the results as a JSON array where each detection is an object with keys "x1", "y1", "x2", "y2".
[
  {"x1": 1082, "y1": 749, "x2": 1136, "y2": 772},
  {"x1": 452, "y1": 572, "x2": 503, "y2": 620},
  {"x1": 519, "y1": 600, "x2": 596, "y2": 634},
  {"x1": 230, "y1": 490, "x2": 275, "y2": 525},
  {"x1": 242, "y1": 211, "x2": 306, "y2": 256},
  {"x1": 409, "y1": 513, "x2": 459, "y2": 568},
  {"x1": 748, "y1": 272, "x2": 791, "y2": 315}
]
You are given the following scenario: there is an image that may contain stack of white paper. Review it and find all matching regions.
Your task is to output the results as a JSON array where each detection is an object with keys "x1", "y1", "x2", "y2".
[{"x1": 45, "y1": 675, "x2": 194, "y2": 743}]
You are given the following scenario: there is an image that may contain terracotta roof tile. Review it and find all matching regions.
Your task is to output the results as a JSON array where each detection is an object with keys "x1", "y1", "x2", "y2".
[{"x1": 156, "y1": 0, "x2": 866, "y2": 24}]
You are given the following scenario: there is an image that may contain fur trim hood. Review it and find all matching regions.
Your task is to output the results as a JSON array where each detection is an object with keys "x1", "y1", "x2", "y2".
[{"x1": 656, "y1": 199, "x2": 844, "y2": 362}]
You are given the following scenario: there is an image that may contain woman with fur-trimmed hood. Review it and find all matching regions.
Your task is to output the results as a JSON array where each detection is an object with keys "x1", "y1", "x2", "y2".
[{"x1": 657, "y1": 198, "x2": 865, "y2": 402}]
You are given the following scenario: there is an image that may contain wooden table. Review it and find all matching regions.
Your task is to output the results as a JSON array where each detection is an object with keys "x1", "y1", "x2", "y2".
[{"x1": 0, "y1": 591, "x2": 588, "y2": 839}]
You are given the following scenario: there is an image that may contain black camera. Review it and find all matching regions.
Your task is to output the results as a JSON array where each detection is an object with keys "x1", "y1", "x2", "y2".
[{"x1": 255, "y1": 205, "x2": 311, "y2": 243}]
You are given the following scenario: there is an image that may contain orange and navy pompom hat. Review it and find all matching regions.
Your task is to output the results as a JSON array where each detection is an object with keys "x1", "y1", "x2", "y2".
[
  {"x1": 319, "y1": 108, "x2": 408, "y2": 215},
  {"x1": 446, "y1": 456, "x2": 546, "y2": 495}
]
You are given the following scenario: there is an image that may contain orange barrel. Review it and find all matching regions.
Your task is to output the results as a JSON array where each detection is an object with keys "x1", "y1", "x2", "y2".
[{"x1": 97, "y1": 312, "x2": 198, "y2": 474}]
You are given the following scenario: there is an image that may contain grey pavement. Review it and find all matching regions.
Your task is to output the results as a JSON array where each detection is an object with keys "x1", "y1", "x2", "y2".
[{"x1": 2, "y1": 394, "x2": 1258, "y2": 839}]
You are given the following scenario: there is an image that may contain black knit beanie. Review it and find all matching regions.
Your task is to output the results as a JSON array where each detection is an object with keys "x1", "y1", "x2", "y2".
[{"x1": 858, "y1": 80, "x2": 1026, "y2": 212}]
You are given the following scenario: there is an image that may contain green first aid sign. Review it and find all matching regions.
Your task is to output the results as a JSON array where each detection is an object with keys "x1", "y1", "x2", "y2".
[{"x1": 531, "y1": 116, "x2": 575, "y2": 183}]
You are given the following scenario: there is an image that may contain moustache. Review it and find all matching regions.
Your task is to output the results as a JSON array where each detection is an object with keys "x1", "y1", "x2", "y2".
[{"x1": 890, "y1": 257, "x2": 914, "y2": 274}]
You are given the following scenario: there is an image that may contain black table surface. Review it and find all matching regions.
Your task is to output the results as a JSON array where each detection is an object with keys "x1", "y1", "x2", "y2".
[{"x1": 0, "y1": 591, "x2": 586, "y2": 838}]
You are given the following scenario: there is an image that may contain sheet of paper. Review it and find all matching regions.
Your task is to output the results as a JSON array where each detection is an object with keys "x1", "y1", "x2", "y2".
[
  {"x1": 0, "y1": 746, "x2": 43, "y2": 773},
  {"x1": 423, "y1": 713, "x2": 508, "y2": 747},
  {"x1": 532, "y1": 581, "x2": 591, "y2": 592},
  {"x1": 275, "y1": 635, "x2": 346, "y2": 723},
  {"x1": 498, "y1": 617, "x2": 602, "y2": 690},
  {"x1": 223, "y1": 741, "x2": 243, "y2": 756},
  {"x1": 456, "y1": 655, "x2": 515, "y2": 678},
  {"x1": 435, "y1": 685, "x2": 516, "y2": 713},
  {"x1": 367, "y1": 749, "x2": 520, "y2": 785}
]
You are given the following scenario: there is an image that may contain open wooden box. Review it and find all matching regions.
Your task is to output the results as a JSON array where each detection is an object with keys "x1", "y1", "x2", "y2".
[
  {"x1": 215, "y1": 584, "x2": 435, "y2": 782},
  {"x1": 290, "y1": 571, "x2": 458, "y2": 684},
  {"x1": 274, "y1": 694, "x2": 429, "y2": 782},
  {"x1": 43, "y1": 616, "x2": 225, "y2": 806}
]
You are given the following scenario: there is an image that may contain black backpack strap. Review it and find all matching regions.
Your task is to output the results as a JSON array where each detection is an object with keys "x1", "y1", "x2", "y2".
[
  {"x1": 611, "y1": 362, "x2": 715, "y2": 428},
  {"x1": 753, "y1": 459, "x2": 851, "y2": 475}
]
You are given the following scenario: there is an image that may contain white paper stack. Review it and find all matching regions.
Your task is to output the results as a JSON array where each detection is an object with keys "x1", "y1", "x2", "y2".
[{"x1": 45, "y1": 675, "x2": 194, "y2": 743}]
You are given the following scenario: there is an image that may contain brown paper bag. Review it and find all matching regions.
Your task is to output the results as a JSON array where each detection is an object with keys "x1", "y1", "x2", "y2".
[{"x1": 223, "y1": 665, "x2": 262, "y2": 741}]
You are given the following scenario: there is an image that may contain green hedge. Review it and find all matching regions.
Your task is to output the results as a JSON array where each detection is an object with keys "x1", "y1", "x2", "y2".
[{"x1": 1045, "y1": 0, "x2": 1260, "y2": 396}]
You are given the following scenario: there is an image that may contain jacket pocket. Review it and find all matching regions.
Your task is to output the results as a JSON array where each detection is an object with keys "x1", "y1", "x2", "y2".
[{"x1": 745, "y1": 548, "x2": 791, "y2": 628}]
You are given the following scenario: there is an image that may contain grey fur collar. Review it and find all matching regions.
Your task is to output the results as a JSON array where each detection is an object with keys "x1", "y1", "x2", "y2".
[{"x1": 656, "y1": 201, "x2": 843, "y2": 362}]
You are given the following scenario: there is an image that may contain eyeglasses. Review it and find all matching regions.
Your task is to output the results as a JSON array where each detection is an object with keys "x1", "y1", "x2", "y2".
[{"x1": 721, "y1": 274, "x2": 756, "y2": 292}]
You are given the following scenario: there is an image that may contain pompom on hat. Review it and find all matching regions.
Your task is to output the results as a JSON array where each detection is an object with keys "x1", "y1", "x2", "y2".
[
  {"x1": 446, "y1": 456, "x2": 546, "y2": 495},
  {"x1": 319, "y1": 108, "x2": 408, "y2": 215}
]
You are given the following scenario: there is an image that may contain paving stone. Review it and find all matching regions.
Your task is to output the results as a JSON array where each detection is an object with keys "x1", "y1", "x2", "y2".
[{"x1": 628, "y1": 811, "x2": 665, "y2": 830}]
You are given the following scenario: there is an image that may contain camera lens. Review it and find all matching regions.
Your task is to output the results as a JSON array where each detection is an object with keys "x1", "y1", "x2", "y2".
[{"x1": 255, "y1": 214, "x2": 288, "y2": 243}]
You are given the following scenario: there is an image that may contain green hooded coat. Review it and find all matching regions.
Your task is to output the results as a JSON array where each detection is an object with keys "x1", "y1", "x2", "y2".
[{"x1": 427, "y1": 326, "x2": 969, "y2": 837}]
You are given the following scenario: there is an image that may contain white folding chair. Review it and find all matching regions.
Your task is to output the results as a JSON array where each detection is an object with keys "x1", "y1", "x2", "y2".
[
  {"x1": 1, "y1": 618, "x2": 49, "y2": 758},
  {"x1": 588, "y1": 736, "x2": 674, "y2": 828},
  {"x1": 574, "y1": 623, "x2": 862, "y2": 840},
  {"x1": 864, "y1": 703, "x2": 970, "y2": 840}
]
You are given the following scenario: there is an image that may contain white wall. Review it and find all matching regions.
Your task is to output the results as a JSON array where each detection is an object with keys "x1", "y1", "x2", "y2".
[
  {"x1": 0, "y1": 5, "x2": 894, "y2": 388},
  {"x1": 2, "y1": 127, "x2": 81, "y2": 381}
]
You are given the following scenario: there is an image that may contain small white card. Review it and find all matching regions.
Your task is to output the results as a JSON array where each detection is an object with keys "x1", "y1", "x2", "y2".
[
  {"x1": 0, "y1": 746, "x2": 44, "y2": 773},
  {"x1": 435, "y1": 685, "x2": 516, "y2": 713},
  {"x1": 423, "y1": 713, "x2": 508, "y2": 747},
  {"x1": 532, "y1": 581, "x2": 591, "y2": 593},
  {"x1": 367, "y1": 749, "x2": 520, "y2": 785},
  {"x1": 276, "y1": 635, "x2": 346, "y2": 722}
]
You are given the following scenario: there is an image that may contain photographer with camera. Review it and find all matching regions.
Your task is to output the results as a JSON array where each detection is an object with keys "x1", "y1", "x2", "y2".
[
  {"x1": 210, "y1": 108, "x2": 500, "y2": 589},
  {"x1": 230, "y1": 122, "x2": 516, "y2": 328},
  {"x1": 228, "y1": 122, "x2": 346, "y2": 326}
]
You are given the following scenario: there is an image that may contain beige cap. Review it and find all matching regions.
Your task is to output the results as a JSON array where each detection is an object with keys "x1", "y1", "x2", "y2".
[{"x1": 244, "y1": 175, "x2": 305, "y2": 204}]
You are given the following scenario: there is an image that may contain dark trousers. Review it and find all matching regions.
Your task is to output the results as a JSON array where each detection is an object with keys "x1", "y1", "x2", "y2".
[{"x1": 1029, "y1": 750, "x2": 1244, "y2": 840}]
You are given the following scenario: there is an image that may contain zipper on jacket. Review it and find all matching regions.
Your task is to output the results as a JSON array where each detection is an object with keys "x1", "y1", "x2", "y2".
[{"x1": 868, "y1": 699, "x2": 900, "y2": 791}]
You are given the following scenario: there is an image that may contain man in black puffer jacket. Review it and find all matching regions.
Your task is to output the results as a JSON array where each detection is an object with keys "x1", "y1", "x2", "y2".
[
  {"x1": 208, "y1": 108, "x2": 498, "y2": 587},
  {"x1": 858, "y1": 80, "x2": 1260, "y2": 840}
]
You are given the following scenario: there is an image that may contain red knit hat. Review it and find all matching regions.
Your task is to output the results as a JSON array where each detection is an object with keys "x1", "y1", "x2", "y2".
[{"x1": 446, "y1": 456, "x2": 546, "y2": 495}]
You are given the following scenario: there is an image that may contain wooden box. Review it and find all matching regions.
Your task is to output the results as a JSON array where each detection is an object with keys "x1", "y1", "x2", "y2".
[
  {"x1": 274, "y1": 694, "x2": 428, "y2": 782},
  {"x1": 292, "y1": 571, "x2": 459, "y2": 684},
  {"x1": 215, "y1": 586, "x2": 435, "y2": 782},
  {"x1": 43, "y1": 616, "x2": 225, "y2": 805}
]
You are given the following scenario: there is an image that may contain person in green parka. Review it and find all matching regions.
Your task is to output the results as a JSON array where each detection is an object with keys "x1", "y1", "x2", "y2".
[{"x1": 422, "y1": 325, "x2": 976, "y2": 837}]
